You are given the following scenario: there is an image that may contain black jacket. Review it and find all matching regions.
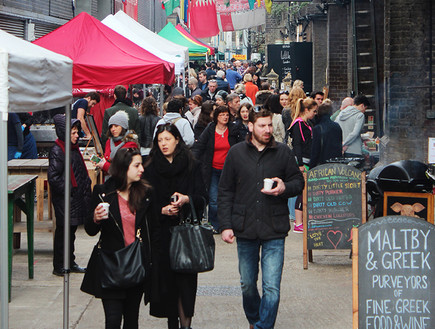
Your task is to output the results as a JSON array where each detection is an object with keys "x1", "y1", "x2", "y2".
[
  {"x1": 80, "y1": 178, "x2": 160, "y2": 301},
  {"x1": 139, "y1": 113, "x2": 160, "y2": 148},
  {"x1": 309, "y1": 114, "x2": 343, "y2": 168},
  {"x1": 289, "y1": 118, "x2": 313, "y2": 166},
  {"x1": 233, "y1": 119, "x2": 249, "y2": 143},
  {"x1": 192, "y1": 121, "x2": 238, "y2": 191},
  {"x1": 48, "y1": 116, "x2": 91, "y2": 226},
  {"x1": 218, "y1": 139, "x2": 304, "y2": 240}
]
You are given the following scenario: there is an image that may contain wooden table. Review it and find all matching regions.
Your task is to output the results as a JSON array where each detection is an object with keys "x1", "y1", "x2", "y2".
[
  {"x1": 8, "y1": 175, "x2": 37, "y2": 302},
  {"x1": 8, "y1": 159, "x2": 103, "y2": 223},
  {"x1": 8, "y1": 159, "x2": 49, "y2": 223}
]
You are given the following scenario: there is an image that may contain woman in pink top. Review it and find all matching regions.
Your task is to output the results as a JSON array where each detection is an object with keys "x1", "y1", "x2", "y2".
[{"x1": 82, "y1": 148, "x2": 159, "y2": 329}]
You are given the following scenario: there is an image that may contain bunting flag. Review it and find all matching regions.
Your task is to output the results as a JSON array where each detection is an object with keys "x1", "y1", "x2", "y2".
[
  {"x1": 217, "y1": 7, "x2": 266, "y2": 32},
  {"x1": 189, "y1": 0, "x2": 219, "y2": 38},
  {"x1": 163, "y1": 0, "x2": 180, "y2": 16}
]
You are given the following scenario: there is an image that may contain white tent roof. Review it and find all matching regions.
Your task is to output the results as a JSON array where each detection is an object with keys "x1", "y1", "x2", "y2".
[
  {"x1": 0, "y1": 29, "x2": 73, "y2": 113},
  {"x1": 102, "y1": 11, "x2": 189, "y2": 75}
]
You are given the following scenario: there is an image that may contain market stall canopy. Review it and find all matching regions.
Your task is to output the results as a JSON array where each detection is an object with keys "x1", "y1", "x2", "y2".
[
  {"x1": 33, "y1": 12, "x2": 175, "y2": 89},
  {"x1": 0, "y1": 29, "x2": 73, "y2": 113},
  {"x1": 158, "y1": 22, "x2": 209, "y2": 56},
  {"x1": 175, "y1": 24, "x2": 215, "y2": 55},
  {"x1": 102, "y1": 11, "x2": 188, "y2": 75},
  {"x1": 0, "y1": 29, "x2": 73, "y2": 328}
]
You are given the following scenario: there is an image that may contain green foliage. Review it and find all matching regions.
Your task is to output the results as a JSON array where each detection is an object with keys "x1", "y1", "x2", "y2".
[{"x1": 270, "y1": 2, "x2": 310, "y2": 20}]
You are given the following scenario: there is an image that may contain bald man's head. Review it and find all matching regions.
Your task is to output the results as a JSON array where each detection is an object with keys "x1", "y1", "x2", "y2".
[{"x1": 340, "y1": 97, "x2": 354, "y2": 110}]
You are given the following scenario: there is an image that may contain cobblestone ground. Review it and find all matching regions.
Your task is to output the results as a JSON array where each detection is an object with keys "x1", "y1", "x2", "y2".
[{"x1": 8, "y1": 225, "x2": 353, "y2": 329}]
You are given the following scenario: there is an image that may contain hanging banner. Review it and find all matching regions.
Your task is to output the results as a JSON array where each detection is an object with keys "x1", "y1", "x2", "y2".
[
  {"x1": 190, "y1": 0, "x2": 220, "y2": 38},
  {"x1": 123, "y1": 0, "x2": 138, "y2": 20}
]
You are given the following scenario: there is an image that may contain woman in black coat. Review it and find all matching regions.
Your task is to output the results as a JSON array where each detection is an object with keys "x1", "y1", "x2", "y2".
[
  {"x1": 81, "y1": 148, "x2": 159, "y2": 329},
  {"x1": 144, "y1": 123, "x2": 207, "y2": 329},
  {"x1": 48, "y1": 114, "x2": 91, "y2": 275},
  {"x1": 192, "y1": 106, "x2": 238, "y2": 231}
]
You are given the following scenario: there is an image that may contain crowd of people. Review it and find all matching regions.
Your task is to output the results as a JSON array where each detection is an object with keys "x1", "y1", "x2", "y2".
[{"x1": 7, "y1": 58, "x2": 371, "y2": 329}]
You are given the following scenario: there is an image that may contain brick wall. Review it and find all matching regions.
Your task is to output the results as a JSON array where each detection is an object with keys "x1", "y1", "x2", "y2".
[
  {"x1": 327, "y1": 4, "x2": 352, "y2": 110},
  {"x1": 383, "y1": 0, "x2": 435, "y2": 162},
  {"x1": 312, "y1": 17, "x2": 327, "y2": 92}
]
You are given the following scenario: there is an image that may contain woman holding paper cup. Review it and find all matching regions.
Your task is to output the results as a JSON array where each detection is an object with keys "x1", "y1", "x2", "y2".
[
  {"x1": 288, "y1": 97, "x2": 318, "y2": 233},
  {"x1": 81, "y1": 147, "x2": 159, "y2": 329},
  {"x1": 144, "y1": 123, "x2": 207, "y2": 329}
]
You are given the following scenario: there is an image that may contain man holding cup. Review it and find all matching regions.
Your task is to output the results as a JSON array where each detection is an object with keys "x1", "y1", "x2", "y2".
[{"x1": 218, "y1": 108, "x2": 304, "y2": 329}]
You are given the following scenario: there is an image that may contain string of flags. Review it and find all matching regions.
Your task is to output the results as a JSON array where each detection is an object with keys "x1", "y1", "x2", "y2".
[{"x1": 161, "y1": 0, "x2": 271, "y2": 38}]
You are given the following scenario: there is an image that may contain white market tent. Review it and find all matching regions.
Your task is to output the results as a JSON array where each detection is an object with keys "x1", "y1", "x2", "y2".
[
  {"x1": 0, "y1": 29, "x2": 73, "y2": 329},
  {"x1": 102, "y1": 11, "x2": 189, "y2": 75}
]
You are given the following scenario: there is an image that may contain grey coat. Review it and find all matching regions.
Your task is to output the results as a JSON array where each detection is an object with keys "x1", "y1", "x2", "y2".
[{"x1": 336, "y1": 105, "x2": 365, "y2": 155}]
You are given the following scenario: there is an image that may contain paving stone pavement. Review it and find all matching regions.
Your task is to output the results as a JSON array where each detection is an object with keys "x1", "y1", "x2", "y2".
[{"x1": 6, "y1": 224, "x2": 353, "y2": 329}]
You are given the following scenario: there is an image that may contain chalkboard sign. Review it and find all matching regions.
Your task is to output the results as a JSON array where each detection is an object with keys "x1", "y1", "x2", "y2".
[
  {"x1": 266, "y1": 43, "x2": 313, "y2": 93},
  {"x1": 354, "y1": 216, "x2": 435, "y2": 329},
  {"x1": 304, "y1": 164, "x2": 365, "y2": 254}
]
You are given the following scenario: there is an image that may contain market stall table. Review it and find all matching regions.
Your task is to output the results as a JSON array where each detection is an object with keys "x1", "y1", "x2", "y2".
[
  {"x1": 7, "y1": 175, "x2": 37, "y2": 302},
  {"x1": 8, "y1": 158, "x2": 103, "y2": 224}
]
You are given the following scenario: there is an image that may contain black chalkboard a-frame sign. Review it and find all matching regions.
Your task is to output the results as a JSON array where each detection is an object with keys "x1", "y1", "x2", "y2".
[
  {"x1": 303, "y1": 163, "x2": 367, "y2": 269},
  {"x1": 352, "y1": 216, "x2": 435, "y2": 329}
]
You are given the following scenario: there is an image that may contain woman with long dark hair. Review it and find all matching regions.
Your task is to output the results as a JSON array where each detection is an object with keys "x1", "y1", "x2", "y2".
[
  {"x1": 139, "y1": 96, "x2": 161, "y2": 162},
  {"x1": 263, "y1": 94, "x2": 286, "y2": 143},
  {"x1": 234, "y1": 103, "x2": 253, "y2": 142},
  {"x1": 144, "y1": 124, "x2": 207, "y2": 329},
  {"x1": 81, "y1": 148, "x2": 159, "y2": 329},
  {"x1": 192, "y1": 106, "x2": 238, "y2": 232},
  {"x1": 193, "y1": 100, "x2": 214, "y2": 141}
]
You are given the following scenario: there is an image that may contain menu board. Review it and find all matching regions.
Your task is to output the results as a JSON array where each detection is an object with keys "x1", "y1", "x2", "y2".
[
  {"x1": 357, "y1": 216, "x2": 435, "y2": 328},
  {"x1": 266, "y1": 43, "x2": 313, "y2": 92},
  {"x1": 306, "y1": 163, "x2": 364, "y2": 250}
]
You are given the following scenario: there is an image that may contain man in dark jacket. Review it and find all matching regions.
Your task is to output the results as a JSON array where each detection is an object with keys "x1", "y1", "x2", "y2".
[
  {"x1": 216, "y1": 70, "x2": 230, "y2": 93},
  {"x1": 218, "y1": 109, "x2": 304, "y2": 329},
  {"x1": 309, "y1": 100, "x2": 343, "y2": 168},
  {"x1": 48, "y1": 114, "x2": 91, "y2": 276},
  {"x1": 101, "y1": 85, "x2": 141, "y2": 147}
]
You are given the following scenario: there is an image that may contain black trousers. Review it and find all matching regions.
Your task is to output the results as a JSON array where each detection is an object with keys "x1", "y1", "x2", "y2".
[
  {"x1": 53, "y1": 224, "x2": 77, "y2": 270},
  {"x1": 102, "y1": 289, "x2": 143, "y2": 329}
]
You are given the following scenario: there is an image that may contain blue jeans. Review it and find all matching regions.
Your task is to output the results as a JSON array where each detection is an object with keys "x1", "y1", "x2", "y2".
[
  {"x1": 209, "y1": 168, "x2": 222, "y2": 230},
  {"x1": 237, "y1": 237, "x2": 285, "y2": 329},
  {"x1": 287, "y1": 197, "x2": 296, "y2": 220}
]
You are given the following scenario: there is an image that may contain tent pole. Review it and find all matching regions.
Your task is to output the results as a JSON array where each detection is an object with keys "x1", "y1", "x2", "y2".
[
  {"x1": 63, "y1": 105, "x2": 71, "y2": 329},
  {"x1": 0, "y1": 112, "x2": 9, "y2": 329},
  {"x1": 159, "y1": 85, "x2": 164, "y2": 117}
]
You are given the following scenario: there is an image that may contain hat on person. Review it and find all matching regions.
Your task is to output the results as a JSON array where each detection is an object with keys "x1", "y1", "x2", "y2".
[
  {"x1": 215, "y1": 90, "x2": 228, "y2": 101},
  {"x1": 108, "y1": 111, "x2": 129, "y2": 130}
]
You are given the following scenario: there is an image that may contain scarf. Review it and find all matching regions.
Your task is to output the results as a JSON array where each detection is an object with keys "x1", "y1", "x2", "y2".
[
  {"x1": 55, "y1": 139, "x2": 86, "y2": 188},
  {"x1": 153, "y1": 150, "x2": 189, "y2": 178},
  {"x1": 110, "y1": 136, "x2": 126, "y2": 160}
]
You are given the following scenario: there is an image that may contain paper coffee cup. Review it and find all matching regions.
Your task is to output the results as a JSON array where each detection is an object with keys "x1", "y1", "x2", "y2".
[
  {"x1": 99, "y1": 202, "x2": 110, "y2": 219},
  {"x1": 263, "y1": 178, "x2": 274, "y2": 191}
]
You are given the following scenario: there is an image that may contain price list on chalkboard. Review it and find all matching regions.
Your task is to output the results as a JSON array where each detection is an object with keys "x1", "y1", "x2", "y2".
[
  {"x1": 357, "y1": 216, "x2": 435, "y2": 329},
  {"x1": 306, "y1": 163, "x2": 363, "y2": 250}
]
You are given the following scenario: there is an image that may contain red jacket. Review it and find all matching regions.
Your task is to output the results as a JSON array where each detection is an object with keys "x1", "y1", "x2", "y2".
[
  {"x1": 244, "y1": 81, "x2": 259, "y2": 105},
  {"x1": 102, "y1": 139, "x2": 138, "y2": 173}
]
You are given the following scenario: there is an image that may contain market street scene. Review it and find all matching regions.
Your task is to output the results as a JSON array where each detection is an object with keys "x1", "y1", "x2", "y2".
[{"x1": 1, "y1": 1, "x2": 434, "y2": 329}]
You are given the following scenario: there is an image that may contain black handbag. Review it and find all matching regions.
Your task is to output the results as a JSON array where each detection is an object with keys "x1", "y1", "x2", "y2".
[
  {"x1": 169, "y1": 197, "x2": 215, "y2": 273},
  {"x1": 99, "y1": 228, "x2": 147, "y2": 289}
]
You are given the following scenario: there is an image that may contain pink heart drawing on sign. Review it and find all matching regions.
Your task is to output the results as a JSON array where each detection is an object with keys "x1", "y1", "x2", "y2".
[{"x1": 327, "y1": 230, "x2": 343, "y2": 249}]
